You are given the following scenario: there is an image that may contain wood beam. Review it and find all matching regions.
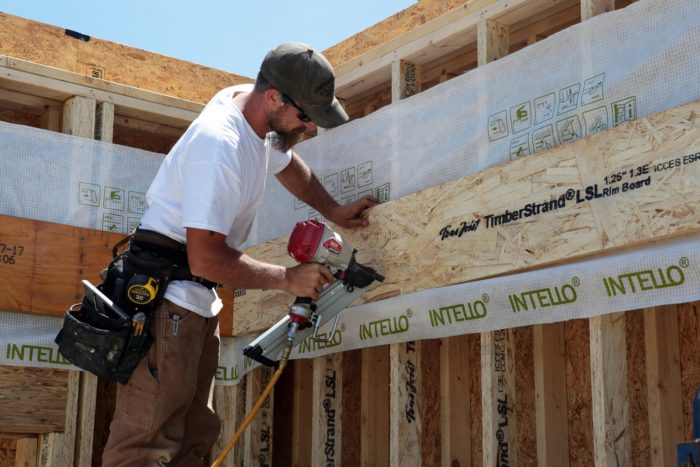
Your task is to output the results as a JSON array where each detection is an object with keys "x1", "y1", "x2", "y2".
[
  {"x1": 644, "y1": 305, "x2": 684, "y2": 467},
  {"x1": 244, "y1": 367, "x2": 274, "y2": 466},
  {"x1": 581, "y1": 0, "x2": 615, "y2": 21},
  {"x1": 62, "y1": 96, "x2": 95, "y2": 139},
  {"x1": 477, "y1": 15, "x2": 516, "y2": 467},
  {"x1": 41, "y1": 107, "x2": 60, "y2": 132},
  {"x1": 0, "y1": 57, "x2": 199, "y2": 128},
  {"x1": 361, "y1": 346, "x2": 390, "y2": 466},
  {"x1": 482, "y1": 330, "x2": 517, "y2": 466},
  {"x1": 312, "y1": 353, "x2": 343, "y2": 466},
  {"x1": 534, "y1": 322, "x2": 569, "y2": 466},
  {"x1": 74, "y1": 373, "x2": 96, "y2": 467},
  {"x1": 1, "y1": 55, "x2": 202, "y2": 113},
  {"x1": 212, "y1": 375, "x2": 247, "y2": 467},
  {"x1": 113, "y1": 114, "x2": 185, "y2": 140},
  {"x1": 14, "y1": 438, "x2": 38, "y2": 467},
  {"x1": 590, "y1": 313, "x2": 630, "y2": 466},
  {"x1": 389, "y1": 58, "x2": 426, "y2": 467},
  {"x1": 37, "y1": 371, "x2": 79, "y2": 467},
  {"x1": 440, "y1": 335, "x2": 471, "y2": 467},
  {"x1": 478, "y1": 19, "x2": 510, "y2": 66},
  {"x1": 391, "y1": 59, "x2": 422, "y2": 102},
  {"x1": 390, "y1": 341, "x2": 422, "y2": 466},
  {"x1": 341, "y1": 350, "x2": 362, "y2": 466},
  {"x1": 335, "y1": 0, "x2": 577, "y2": 98},
  {"x1": 291, "y1": 360, "x2": 312, "y2": 465},
  {"x1": 95, "y1": 102, "x2": 114, "y2": 143}
]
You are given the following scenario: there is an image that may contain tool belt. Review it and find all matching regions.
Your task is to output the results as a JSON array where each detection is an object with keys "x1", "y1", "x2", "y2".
[{"x1": 55, "y1": 229, "x2": 218, "y2": 384}]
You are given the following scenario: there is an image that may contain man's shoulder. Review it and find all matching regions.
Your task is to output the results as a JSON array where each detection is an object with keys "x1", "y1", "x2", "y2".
[{"x1": 210, "y1": 83, "x2": 254, "y2": 102}]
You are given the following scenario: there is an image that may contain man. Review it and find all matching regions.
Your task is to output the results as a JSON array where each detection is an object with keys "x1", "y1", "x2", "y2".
[{"x1": 102, "y1": 43, "x2": 377, "y2": 466}]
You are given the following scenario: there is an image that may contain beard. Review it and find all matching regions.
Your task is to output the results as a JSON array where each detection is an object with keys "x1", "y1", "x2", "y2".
[{"x1": 268, "y1": 109, "x2": 306, "y2": 152}]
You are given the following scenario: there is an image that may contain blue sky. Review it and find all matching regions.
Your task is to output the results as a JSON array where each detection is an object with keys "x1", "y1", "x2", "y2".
[{"x1": 2, "y1": 0, "x2": 416, "y2": 78}]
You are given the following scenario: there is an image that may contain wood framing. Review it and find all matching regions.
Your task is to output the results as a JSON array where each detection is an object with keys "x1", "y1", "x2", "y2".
[
  {"x1": 440, "y1": 335, "x2": 471, "y2": 466},
  {"x1": 533, "y1": 322, "x2": 569, "y2": 466},
  {"x1": 582, "y1": 0, "x2": 616, "y2": 21},
  {"x1": 323, "y1": 0, "x2": 468, "y2": 67},
  {"x1": 590, "y1": 312, "x2": 630, "y2": 466},
  {"x1": 481, "y1": 330, "x2": 518, "y2": 465},
  {"x1": 37, "y1": 370, "x2": 79, "y2": 467},
  {"x1": 361, "y1": 346, "x2": 390, "y2": 466},
  {"x1": 244, "y1": 367, "x2": 274, "y2": 466},
  {"x1": 388, "y1": 58, "x2": 424, "y2": 467},
  {"x1": 290, "y1": 359, "x2": 313, "y2": 464},
  {"x1": 390, "y1": 341, "x2": 422, "y2": 465},
  {"x1": 477, "y1": 19, "x2": 510, "y2": 66},
  {"x1": 644, "y1": 304, "x2": 684, "y2": 467},
  {"x1": 212, "y1": 375, "x2": 247, "y2": 467},
  {"x1": 0, "y1": 55, "x2": 201, "y2": 129},
  {"x1": 0, "y1": 13, "x2": 249, "y2": 104},
  {"x1": 333, "y1": 0, "x2": 579, "y2": 99},
  {"x1": 4, "y1": 2, "x2": 700, "y2": 466},
  {"x1": 311, "y1": 353, "x2": 343, "y2": 466},
  {"x1": 61, "y1": 96, "x2": 95, "y2": 138}
]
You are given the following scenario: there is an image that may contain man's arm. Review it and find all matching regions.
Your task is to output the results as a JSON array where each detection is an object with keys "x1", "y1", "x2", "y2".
[
  {"x1": 185, "y1": 228, "x2": 332, "y2": 300},
  {"x1": 276, "y1": 151, "x2": 378, "y2": 228}
]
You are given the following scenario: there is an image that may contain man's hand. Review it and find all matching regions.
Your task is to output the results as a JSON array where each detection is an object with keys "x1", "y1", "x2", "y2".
[
  {"x1": 276, "y1": 155, "x2": 379, "y2": 229},
  {"x1": 283, "y1": 263, "x2": 334, "y2": 300},
  {"x1": 327, "y1": 195, "x2": 379, "y2": 229}
]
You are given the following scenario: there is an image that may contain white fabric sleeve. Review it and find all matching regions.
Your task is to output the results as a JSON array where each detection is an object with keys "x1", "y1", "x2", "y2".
[
  {"x1": 268, "y1": 147, "x2": 292, "y2": 175},
  {"x1": 181, "y1": 149, "x2": 242, "y2": 236}
]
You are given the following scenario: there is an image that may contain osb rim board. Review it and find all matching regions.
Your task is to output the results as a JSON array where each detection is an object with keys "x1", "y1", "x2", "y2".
[{"x1": 232, "y1": 100, "x2": 700, "y2": 335}]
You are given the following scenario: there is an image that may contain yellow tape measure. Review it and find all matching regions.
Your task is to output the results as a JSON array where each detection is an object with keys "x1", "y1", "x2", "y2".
[{"x1": 127, "y1": 275, "x2": 159, "y2": 305}]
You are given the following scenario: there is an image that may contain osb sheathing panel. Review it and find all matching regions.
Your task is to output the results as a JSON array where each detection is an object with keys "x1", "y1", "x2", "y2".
[
  {"x1": 234, "y1": 100, "x2": 700, "y2": 335},
  {"x1": 0, "y1": 215, "x2": 236, "y2": 335},
  {"x1": 323, "y1": 0, "x2": 468, "y2": 67},
  {"x1": 0, "y1": 13, "x2": 250, "y2": 104}
]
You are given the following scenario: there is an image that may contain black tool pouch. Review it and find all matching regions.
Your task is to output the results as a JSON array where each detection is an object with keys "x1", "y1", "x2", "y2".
[
  {"x1": 56, "y1": 234, "x2": 179, "y2": 384},
  {"x1": 55, "y1": 298, "x2": 153, "y2": 384}
]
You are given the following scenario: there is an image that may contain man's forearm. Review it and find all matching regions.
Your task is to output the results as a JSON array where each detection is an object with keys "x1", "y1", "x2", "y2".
[
  {"x1": 187, "y1": 230, "x2": 286, "y2": 290},
  {"x1": 186, "y1": 227, "x2": 333, "y2": 299}
]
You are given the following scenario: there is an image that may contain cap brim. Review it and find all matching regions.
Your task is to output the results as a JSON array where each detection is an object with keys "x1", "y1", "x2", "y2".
[{"x1": 304, "y1": 97, "x2": 349, "y2": 129}]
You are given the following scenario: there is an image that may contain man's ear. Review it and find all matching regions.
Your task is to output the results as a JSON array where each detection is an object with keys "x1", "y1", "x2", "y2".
[{"x1": 265, "y1": 88, "x2": 282, "y2": 108}]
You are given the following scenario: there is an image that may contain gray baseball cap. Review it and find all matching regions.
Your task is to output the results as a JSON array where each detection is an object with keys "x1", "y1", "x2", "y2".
[{"x1": 259, "y1": 43, "x2": 348, "y2": 128}]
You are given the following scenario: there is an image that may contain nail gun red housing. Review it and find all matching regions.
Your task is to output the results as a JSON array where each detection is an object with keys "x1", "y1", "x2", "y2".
[{"x1": 288, "y1": 220, "x2": 325, "y2": 263}]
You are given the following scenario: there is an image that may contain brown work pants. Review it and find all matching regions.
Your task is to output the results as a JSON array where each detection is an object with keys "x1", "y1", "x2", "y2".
[{"x1": 102, "y1": 300, "x2": 221, "y2": 467}]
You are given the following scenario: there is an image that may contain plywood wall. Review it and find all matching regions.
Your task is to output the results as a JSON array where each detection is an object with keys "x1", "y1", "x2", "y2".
[
  {"x1": 323, "y1": 0, "x2": 468, "y2": 67},
  {"x1": 0, "y1": 13, "x2": 250, "y2": 104}
]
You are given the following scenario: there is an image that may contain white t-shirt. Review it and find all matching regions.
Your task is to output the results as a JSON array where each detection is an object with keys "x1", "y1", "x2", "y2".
[{"x1": 139, "y1": 84, "x2": 292, "y2": 317}]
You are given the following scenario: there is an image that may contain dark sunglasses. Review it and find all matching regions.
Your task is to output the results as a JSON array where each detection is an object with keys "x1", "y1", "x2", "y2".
[{"x1": 280, "y1": 92, "x2": 312, "y2": 123}]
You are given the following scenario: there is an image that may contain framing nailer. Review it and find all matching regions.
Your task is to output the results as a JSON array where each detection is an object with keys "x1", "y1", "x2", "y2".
[
  {"x1": 243, "y1": 219, "x2": 384, "y2": 365},
  {"x1": 212, "y1": 219, "x2": 383, "y2": 466}
]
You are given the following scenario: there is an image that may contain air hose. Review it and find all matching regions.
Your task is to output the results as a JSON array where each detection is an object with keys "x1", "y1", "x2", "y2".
[{"x1": 211, "y1": 341, "x2": 293, "y2": 467}]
